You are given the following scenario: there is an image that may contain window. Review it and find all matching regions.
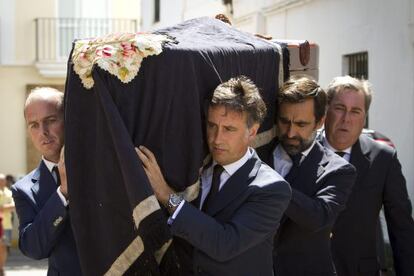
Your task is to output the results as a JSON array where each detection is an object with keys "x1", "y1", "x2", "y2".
[
  {"x1": 344, "y1": 52, "x2": 368, "y2": 79},
  {"x1": 154, "y1": 0, "x2": 160, "y2": 23}
]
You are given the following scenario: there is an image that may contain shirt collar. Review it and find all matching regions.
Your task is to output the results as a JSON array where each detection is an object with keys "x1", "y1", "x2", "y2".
[
  {"x1": 42, "y1": 156, "x2": 58, "y2": 173},
  {"x1": 213, "y1": 147, "x2": 252, "y2": 177},
  {"x1": 301, "y1": 139, "x2": 316, "y2": 158},
  {"x1": 322, "y1": 133, "x2": 352, "y2": 154}
]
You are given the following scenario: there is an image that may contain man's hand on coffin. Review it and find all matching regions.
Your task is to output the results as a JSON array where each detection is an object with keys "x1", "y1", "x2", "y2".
[
  {"x1": 58, "y1": 147, "x2": 68, "y2": 199},
  {"x1": 136, "y1": 146, "x2": 175, "y2": 206}
]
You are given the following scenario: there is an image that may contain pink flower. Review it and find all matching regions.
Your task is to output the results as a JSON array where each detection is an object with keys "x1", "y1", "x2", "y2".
[
  {"x1": 79, "y1": 52, "x2": 88, "y2": 59},
  {"x1": 96, "y1": 46, "x2": 115, "y2": 58},
  {"x1": 121, "y1": 42, "x2": 136, "y2": 58}
]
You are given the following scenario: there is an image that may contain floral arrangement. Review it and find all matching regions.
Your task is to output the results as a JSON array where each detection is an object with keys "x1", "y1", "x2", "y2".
[{"x1": 72, "y1": 32, "x2": 173, "y2": 89}]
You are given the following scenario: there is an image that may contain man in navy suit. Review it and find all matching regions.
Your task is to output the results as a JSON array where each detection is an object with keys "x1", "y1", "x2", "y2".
[
  {"x1": 323, "y1": 76, "x2": 414, "y2": 276},
  {"x1": 256, "y1": 76, "x2": 356, "y2": 275},
  {"x1": 12, "y1": 87, "x2": 82, "y2": 275},
  {"x1": 137, "y1": 76, "x2": 292, "y2": 275}
]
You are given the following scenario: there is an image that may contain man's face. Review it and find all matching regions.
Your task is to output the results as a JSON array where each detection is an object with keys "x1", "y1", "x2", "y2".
[
  {"x1": 25, "y1": 98, "x2": 64, "y2": 163},
  {"x1": 277, "y1": 98, "x2": 323, "y2": 155},
  {"x1": 207, "y1": 105, "x2": 259, "y2": 166},
  {"x1": 325, "y1": 89, "x2": 366, "y2": 150}
]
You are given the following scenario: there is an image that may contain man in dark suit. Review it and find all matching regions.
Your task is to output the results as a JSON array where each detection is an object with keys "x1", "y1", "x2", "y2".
[
  {"x1": 12, "y1": 87, "x2": 82, "y2": 276},
  {"x1": 137, "y1": 76, "x2": 292, "y2": 275},
  {"x1": 323, "y1": 76, "x2": 414, "y2": 276},
  {"x1": 256, "y1": 76, "x2": 356, "y2": 275}
]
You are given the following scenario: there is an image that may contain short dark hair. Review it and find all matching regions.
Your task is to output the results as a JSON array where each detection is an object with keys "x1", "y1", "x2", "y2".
[
  {"x1": 210, "y1": 76, "x2": 267, "y2": 127},
  {"x1": 278, "y1": 75, "x2": 327, "y2": 123}
]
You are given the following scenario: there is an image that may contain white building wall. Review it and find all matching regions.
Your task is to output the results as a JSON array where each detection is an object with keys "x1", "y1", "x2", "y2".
[
  {"x1": 141, "y1": 0, "x2": 226, "y2": 31},
  {"x1": 261, "y1": 0, "x2": 414, "y2": 198},
  {"x1": 182, "y1": 0, "x2": 227, "y2": 20},
  {"x1": 141, "y1": 0, "x2": 155, "y2": 30},
  {"x1": 0, "y1": 0, "x2": 16, "y2": 65},
  {"x1": 141, "y1": 0, "x2": 184, "y2": 30}
]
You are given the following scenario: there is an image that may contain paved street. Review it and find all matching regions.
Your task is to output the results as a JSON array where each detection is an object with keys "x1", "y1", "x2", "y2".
[{"x1": 4, "y1": 248, "x2": 47, "y2": 276}]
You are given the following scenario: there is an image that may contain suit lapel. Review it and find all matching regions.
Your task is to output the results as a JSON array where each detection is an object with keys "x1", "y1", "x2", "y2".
[
  {"x1": 350, "y1": 137, "x2": 371, "y2": 187},
  {"x1": 194, "y1": 159, "x2": 214, "y2": 209},
  {"x1": 315, "y1": 142, "x2": 329, "y2": 179},
  {"x1": 29, "y1": 166, "x2": 41, "y2": 196},
  {"x1": 31, "y1": 161, "x2": 58, "y2": 209},
  {"x1": 205, "y1": 153, "x2": 260, "y2": 216}
]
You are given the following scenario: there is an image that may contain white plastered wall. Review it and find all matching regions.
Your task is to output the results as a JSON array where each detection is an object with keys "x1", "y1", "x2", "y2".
[{"x1": 263, "y1": 0, "x2": 414, "y2": 199}]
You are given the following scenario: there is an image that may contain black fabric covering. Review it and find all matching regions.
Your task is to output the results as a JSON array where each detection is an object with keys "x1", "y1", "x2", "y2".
[
  {"x1": 64, "y1": 17, "x2": 281, "y2": 275},
  {"x1": 280, "y1": 42, "x2": 290, "y2": 81}
]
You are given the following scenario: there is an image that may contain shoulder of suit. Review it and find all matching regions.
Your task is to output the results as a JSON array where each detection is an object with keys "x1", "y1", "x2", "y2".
[
  {"x1": 359, "y1": 134, "x2": 396, "y2": 157},
  {"x1": 321, "y1": 145, "x2": 356, "y2": 173},
  {"x1": 12, "y1": 167, "x2": 39, "y2": 191},
  {"x1": 251, "y1": 161, "x2": 288, "y2": 188}
]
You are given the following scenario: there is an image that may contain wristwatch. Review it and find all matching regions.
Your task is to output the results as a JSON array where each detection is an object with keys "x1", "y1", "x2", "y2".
[{"x1": 167, "y1": 193, "x2": 184, "y2": 213}]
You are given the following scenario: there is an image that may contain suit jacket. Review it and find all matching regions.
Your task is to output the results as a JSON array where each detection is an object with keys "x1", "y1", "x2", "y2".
[
  {"x1": 257, "y1": 140, "x2": 356, "y2": 276},
  {"x1": 11, "y1": 161, "x2": 82, "y2": 276},
  {"x1": 170, "y1": 151, "x2": 291, "y2": 276},
  {"x1": 329, "y1": 134, "x2": 414, "y2": 276}
]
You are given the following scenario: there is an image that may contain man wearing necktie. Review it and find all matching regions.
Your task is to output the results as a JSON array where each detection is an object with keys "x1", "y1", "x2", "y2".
[
  {"x1": 137, "y1": 76, "x2": 291, "y2": 275},
  {"x1": 256, "y1": 75, "x2": 356, "y2": 276},
  {"x1": 11, "y1": 87, "x2": 82, "y2": 275},
  {"x1": 323, "y1": 76, "x2": 414, "y2": 276}
]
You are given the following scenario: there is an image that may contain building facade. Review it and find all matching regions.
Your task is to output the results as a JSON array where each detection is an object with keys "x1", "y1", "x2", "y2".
[{"x1": 0, "y1": 0, "x2": 140, "y2": 175}]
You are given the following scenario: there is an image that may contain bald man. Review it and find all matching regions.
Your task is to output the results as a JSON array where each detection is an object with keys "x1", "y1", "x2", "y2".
[{"x1": 12, "y1": 87, "x2": 82, "y2": 276}]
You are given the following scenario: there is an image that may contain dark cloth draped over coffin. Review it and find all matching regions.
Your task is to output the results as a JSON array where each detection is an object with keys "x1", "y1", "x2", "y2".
[{"x1": 64, "y1": 17, "x2": 283, "y2": 275}]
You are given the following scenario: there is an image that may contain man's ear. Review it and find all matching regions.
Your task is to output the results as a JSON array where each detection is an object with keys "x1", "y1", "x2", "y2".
[{"x1": 248, "y1": 123, "x2": 260, "y2": 141}]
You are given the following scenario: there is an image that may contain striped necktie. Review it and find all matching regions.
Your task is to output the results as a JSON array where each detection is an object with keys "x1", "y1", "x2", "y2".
[{"x1": 52, "y1": 166, "x2": 61, "y2": 186}]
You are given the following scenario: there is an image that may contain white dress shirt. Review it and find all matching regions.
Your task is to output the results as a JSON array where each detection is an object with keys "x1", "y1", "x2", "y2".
[
  {"x1": 171, "y1": 147, "x2": 253, "y2": 220},
  {"x1": 322, "y1": 135, "x2": 352, "y2": 162},
  {"x1": 199, "y1": 147, "x2": 253, "y2": 208},
  {"x1": 42, "y1": 157, "x2": 68, "y2": 207},
  {"x1": 273, "y1": 140, "x2": 316, "y2": 177}
]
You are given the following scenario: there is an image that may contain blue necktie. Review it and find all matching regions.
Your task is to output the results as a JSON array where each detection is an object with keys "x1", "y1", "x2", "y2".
[{"x1": 285, "y1": 154, "x2": 302, "y2": 184}]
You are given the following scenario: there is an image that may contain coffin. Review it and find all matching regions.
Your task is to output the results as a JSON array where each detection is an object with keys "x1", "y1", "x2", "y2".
[{"x1": 64, "y1": 17, "x2": 285, "y2": 275}]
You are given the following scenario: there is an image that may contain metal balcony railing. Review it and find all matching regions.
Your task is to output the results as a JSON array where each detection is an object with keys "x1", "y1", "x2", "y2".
[{"x1": 35, "y1": 18, "x2": 138, "y2": 62}]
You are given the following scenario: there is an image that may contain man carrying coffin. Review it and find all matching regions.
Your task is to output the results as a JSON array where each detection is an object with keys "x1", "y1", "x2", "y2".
[{"x1": 137, "y1": 76, "x2": 291, "y2": 275}]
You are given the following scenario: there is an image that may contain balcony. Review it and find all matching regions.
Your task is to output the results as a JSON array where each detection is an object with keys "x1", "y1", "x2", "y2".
[{"x1": 35, "y1": 18, "x2": 138, "y2": 78}]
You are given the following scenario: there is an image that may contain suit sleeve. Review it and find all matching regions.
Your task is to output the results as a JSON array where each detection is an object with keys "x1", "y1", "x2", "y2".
[
  {"x1": 382, "y1": 152, "x2": 414, "y2": 275},
  {"x1": 170, "y1": 180, "x2": 291, "y2": 262},
  {"x1": 285, "y1": 163, "x2": 356, "y2": 232},
  {"x1": 12, "y1": 187, "x2": 68, "y2": 260}
]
